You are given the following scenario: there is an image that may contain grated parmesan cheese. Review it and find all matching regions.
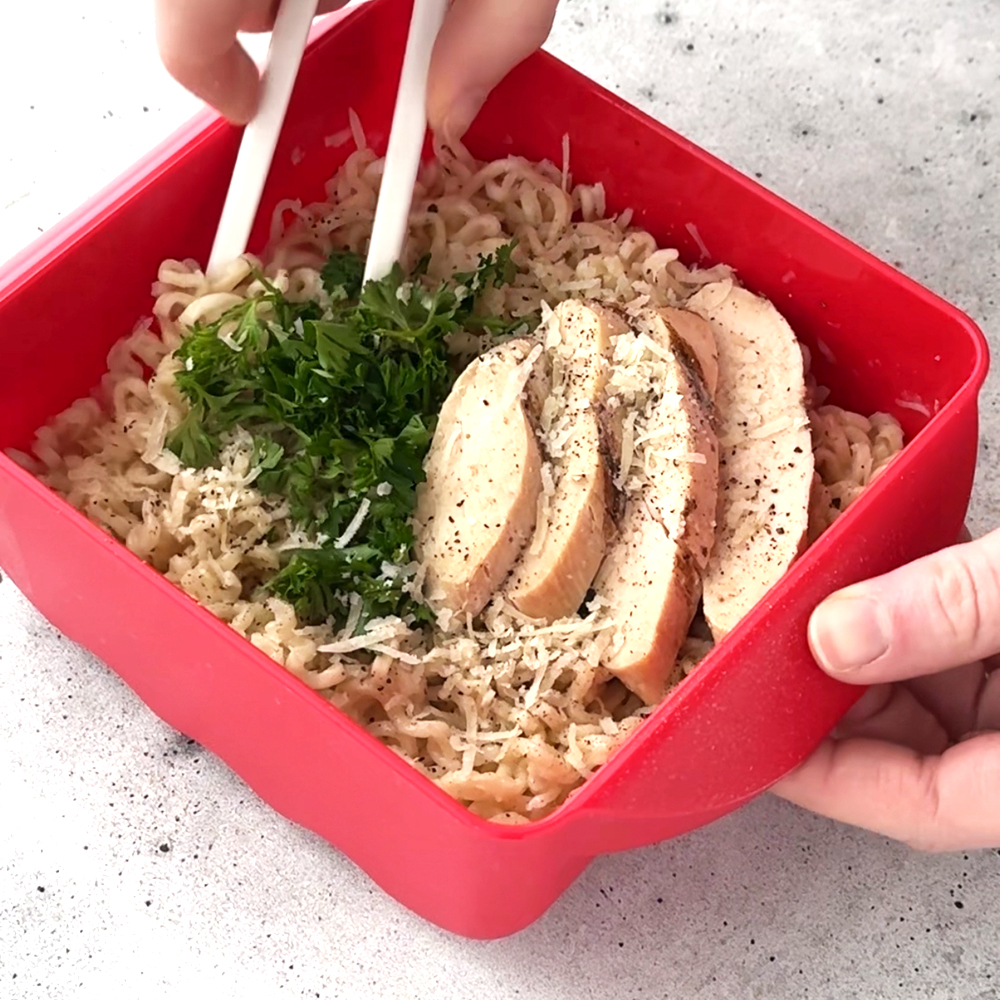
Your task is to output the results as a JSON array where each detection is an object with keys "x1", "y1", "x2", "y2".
[
  {"x1": 334, "y1": 498, "x2": 370, "y2": 549},
  {"x1": 896, "y1": 397, "x2": 931, "y2": 417},
  {"x1": 617, "y1": 409, "x2": 638, "y2": 489},
  {"x1": 528, "y1": 462, "x2": 556, "y2": 557},
  {"x1": 317, "y1": 619, "x2": 406, "y2": 654}
]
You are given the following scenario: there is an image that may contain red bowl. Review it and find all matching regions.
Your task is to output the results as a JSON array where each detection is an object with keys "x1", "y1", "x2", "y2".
[{"x1": 0, "y1": 0, "x2": 988, "y2": 938}]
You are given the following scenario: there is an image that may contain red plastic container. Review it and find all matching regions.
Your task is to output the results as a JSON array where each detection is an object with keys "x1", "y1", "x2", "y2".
[{"x1": 0, "y1": 0, "x2": 988, "y2": 938}]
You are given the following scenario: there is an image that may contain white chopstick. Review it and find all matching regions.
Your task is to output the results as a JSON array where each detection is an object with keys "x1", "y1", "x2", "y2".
[
  {"x1": 362, "y1": 0, "x2": 449, "y2": 285},
  {"x1": 207, "y1": 0, "x2": 320, "y2": 279}
]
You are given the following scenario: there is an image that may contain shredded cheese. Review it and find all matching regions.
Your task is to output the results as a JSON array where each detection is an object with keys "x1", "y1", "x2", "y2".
[{"x1": 334, "y1": 498, "x2": 370, "y2": 549}]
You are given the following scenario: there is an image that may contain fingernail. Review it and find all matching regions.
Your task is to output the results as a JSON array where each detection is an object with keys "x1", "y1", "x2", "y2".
[
  {"x1": 809, "y1": 593, "x2": 889, "y2": 673},
  {"x1": 440, "y1": 88, "x2": 488, "y2": 141}
]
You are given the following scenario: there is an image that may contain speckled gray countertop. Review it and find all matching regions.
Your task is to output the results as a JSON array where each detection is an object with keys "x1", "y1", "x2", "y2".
[{"x1": 2, "y1": 2, "x2": 999, "y2": 998}]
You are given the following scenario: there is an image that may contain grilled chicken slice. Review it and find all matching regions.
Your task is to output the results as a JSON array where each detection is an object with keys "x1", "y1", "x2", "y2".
[
  {"x1": 595, "y1": 310, "x2": 719, "y2": 705},
  {"x1": 415, "y1": 339, "x2": 546, "y2": 619},
  {"x1": 506, "y1": 300, "x2": 627, "y2": 621},
  {"x1": 653, "y1": 306, "x2": 719, "y2": 399},
  {"x1": 595, "y1": 504, "x2": 702, "y2": 704},
  {"x1": 686, "y1": 281, "x2": 813, "y2": 640}
]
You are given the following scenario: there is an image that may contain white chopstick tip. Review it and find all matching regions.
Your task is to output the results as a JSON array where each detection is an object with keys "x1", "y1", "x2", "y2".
[
  {"x1": 361, "y1": 0, "x2": 449, "y2": 286},
  {"x1": 208, "y1": 0, "x2": 321, "y2": 279}
]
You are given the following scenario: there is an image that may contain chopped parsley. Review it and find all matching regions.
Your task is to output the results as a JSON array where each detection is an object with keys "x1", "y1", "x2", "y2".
[{"x1": 166, "y1": 245, "x2": 527, "y2": 631}]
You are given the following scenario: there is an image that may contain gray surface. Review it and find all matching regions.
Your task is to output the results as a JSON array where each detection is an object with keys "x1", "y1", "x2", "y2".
[{"x1": 2, "y1": 1, "x2": 999, "y2": 997}]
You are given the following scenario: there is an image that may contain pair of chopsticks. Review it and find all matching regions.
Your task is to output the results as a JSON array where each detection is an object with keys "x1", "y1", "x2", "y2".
[{"x1": 207, "y1": 0, "x2": 448, "y2": 283}]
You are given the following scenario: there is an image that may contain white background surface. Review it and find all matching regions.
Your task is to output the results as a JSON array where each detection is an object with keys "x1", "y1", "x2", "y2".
[{"x1": 2, "y1": 1, "x2": 999, "y2": 998}]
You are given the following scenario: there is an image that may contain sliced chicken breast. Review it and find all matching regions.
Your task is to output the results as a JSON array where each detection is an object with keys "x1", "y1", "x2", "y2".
[
  {"x1": 686, "y1": 281, "x2": 813, "y2": 640},
  {"x1": 595, "y1": 505, "x2": 702, "y2": 704},
  {"x1": 653, "y1": 306, "x2": 719, "y2": 399},
  {"x1": 506, "y1": 300, "x2": 627, "y2": 621},
  {"x1": 415, "y1": 339, "x2": 546, "y2": 619},
  {"x1": 595, "y1": 311, "x2": 719, "y2": 705}
]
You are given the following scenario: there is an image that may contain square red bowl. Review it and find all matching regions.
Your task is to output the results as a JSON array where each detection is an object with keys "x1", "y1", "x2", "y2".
[{"x1": 0, "y1": 0, "x2": 988, "y2": 938}]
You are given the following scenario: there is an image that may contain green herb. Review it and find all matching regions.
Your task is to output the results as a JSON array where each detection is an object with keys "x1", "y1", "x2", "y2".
[
  {"x1": 320, "y1": 248, "x2": 365, "y2": 302},
  {"x1": 166, "y1": 245, "x2": 526, "y2": 631}
]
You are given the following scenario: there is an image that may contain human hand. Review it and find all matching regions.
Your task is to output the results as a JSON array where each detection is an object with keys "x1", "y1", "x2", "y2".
[
  {"x1": 154, "y1": 0, "x2": 559, "y2": 133},
  {"x1": 772, "y1": 526, "x2": 1000, "y2": 850}
]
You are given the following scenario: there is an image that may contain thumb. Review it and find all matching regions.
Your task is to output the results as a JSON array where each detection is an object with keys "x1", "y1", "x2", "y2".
[
  {"x1": 426, "y1": 0, "x2": 560, "y2": 139},
  {"x1": 808, "y1": 527, "x2": 1000, "y2": 682}
]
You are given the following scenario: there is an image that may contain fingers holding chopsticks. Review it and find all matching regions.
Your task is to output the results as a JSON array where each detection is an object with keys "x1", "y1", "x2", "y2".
[
  {"x1": 155, "y1": 0, "x2": 560, "y2": 135},
  {"x1": 427, "y1": 0, "x2": 560, "y2": 139},
  {"x1": 154, "y1": 0, "x2": 350, "y2": 124}
]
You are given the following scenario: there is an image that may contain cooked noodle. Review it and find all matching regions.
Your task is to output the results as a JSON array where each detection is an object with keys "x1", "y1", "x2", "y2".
[{"x1": 18, "y1": 138, "x2": 903, "y2": 821}]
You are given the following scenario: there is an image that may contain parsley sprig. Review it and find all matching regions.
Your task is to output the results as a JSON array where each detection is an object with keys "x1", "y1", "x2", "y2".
[{"x1": 166, "y1": 245, "x2": 525, "y2": 631}]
